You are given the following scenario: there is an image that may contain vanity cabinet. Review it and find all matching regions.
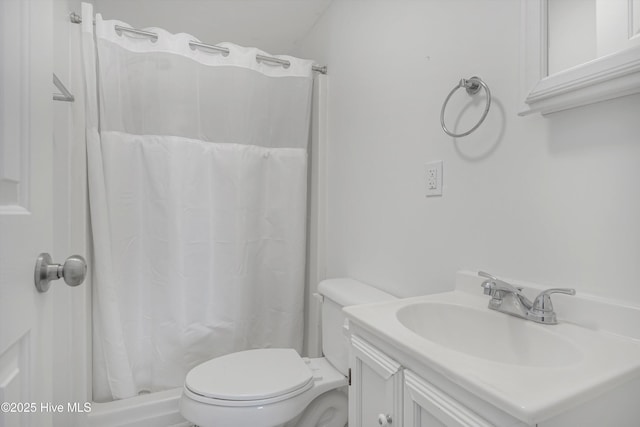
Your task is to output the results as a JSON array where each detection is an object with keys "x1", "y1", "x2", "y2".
[
  {"x1": 348, "y1": 335, "x2": 403, "y2": 427},
  {"x1": 348, "y1": 334, "x2": 526, "y2": 427},
  {"x1": 345, "y1": 274, "x2": 640, "y2": 426},
  {"x1": 348, "y1": 331, "x2": 640, "y2": 427}
]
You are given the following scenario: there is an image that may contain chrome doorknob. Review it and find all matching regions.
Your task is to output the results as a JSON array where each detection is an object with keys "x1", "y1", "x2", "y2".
[
  {"x1": 378, "y1": 414, "x2": 392, "y2": 426},
  {"x1": 34, "y1": 253, "x2": 87, "y2": 292}
]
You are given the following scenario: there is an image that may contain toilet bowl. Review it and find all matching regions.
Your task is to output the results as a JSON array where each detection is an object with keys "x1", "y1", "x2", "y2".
[{"x1": 179, "y1": 278, "x2": 396, "y2": 427}]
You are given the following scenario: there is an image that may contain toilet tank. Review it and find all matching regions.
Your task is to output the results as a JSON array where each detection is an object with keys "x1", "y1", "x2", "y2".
[{"x1": 317, "y1": 278, "x2": 396, "y2": 375}]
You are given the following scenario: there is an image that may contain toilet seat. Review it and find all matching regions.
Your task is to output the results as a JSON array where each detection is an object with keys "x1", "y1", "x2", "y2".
[{"x1": 185, "y1": 348, "x2": 314, "y2": 406}]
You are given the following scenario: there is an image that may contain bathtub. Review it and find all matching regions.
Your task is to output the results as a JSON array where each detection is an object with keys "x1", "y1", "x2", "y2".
[{"x1": 87, "y1": 388, "x2": 191, "y2": 427}]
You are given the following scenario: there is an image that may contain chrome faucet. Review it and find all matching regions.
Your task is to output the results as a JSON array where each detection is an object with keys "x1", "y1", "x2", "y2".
[{"x1": 478, "y1": 271, "x2": 575, "y2": 325}]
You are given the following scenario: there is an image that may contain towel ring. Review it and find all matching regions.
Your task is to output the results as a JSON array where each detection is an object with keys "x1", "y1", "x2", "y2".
[{"x1": 440, "y1": 76, "x2": 491, "y2": 138}]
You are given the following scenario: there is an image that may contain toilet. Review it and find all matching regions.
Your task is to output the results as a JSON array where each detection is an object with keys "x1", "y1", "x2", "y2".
[{"x1": 179, "y1": 278, "x2": 396, "y2": 427}]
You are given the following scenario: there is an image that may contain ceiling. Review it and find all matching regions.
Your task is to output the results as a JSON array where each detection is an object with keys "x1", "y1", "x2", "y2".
[{"x1": 92, "y1": 0, "x2": 334, "y2": 54}]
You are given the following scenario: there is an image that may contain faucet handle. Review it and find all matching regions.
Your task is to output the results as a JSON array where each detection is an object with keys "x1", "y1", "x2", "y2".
[
  {"x1": 478, "y1": 271, "x2": 523, "y2": 295},
  {"x1": 529, "y1": 288, "x2": 576, "y2": 324},
  {"x1": 478, "y1": 271, "x2": 497, "y2": 281}
]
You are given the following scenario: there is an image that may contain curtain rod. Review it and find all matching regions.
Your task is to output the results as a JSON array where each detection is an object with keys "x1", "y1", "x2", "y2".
[{"x1": 69, "y1": 12, "x2": 327, "y2": 74}]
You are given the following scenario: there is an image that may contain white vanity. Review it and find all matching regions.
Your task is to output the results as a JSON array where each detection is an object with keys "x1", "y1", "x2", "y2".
[{"x1": 344, "y1": 271, "x2": 640, "y2": 426}]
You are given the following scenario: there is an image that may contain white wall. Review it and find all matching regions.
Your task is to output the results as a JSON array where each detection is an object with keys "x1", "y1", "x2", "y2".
[{"x1": 295, "y1": 0, "x2": 640, "y2": 304}]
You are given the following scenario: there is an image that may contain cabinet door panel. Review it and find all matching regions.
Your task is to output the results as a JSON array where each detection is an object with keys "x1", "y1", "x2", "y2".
[
  {"x1": 408, "y1": 405, "x2": 448, "y2": 427},
  {"x1": 349, "y1": 335, "x2": 403, "y2": 427},
  {"x1": 404, "y1": 370, "x2": 492, "y2": 427},
  {"x1": 360, "y1": 361, "x2": 394, "y2": 425}
]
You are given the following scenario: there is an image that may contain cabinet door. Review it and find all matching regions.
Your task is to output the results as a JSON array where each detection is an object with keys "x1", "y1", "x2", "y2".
[
  {"x1": 349, "y1": 335, "x2": 403, "y2": 427},
  {"x1": 404, "y1": 370, "x2": 492, "y2": 427}
]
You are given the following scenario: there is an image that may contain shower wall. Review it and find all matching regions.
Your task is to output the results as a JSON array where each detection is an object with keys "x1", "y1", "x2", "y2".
[{"x1": 295, "y1": 0, "x2": 640, "y2": 304}]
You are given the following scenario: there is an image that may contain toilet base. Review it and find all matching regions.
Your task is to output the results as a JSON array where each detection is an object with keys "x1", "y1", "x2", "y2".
[{"x1": 291, "y1": 389, "x2": 347, "y2": 427}]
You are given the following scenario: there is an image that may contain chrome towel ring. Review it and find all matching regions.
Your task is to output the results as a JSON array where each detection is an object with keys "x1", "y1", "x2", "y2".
[{"x1": 440, "y1": 76, "x2": 491, "y2": 138}]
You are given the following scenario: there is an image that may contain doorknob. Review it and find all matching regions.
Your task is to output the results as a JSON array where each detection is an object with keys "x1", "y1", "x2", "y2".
[
  {"x1": 378, "y1": 414, "x2": 392, "y2": 426},
  {"x1": 34, "y1": 253, "x2": 87, "y2": 292}
]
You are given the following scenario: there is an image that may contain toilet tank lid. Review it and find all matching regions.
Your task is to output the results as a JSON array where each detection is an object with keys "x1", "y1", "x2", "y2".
[{"x1": 318, "y1": 278, "x2": 396, "y2": 307}]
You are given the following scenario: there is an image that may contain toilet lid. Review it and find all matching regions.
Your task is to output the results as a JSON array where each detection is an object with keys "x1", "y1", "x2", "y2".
[{"x1": 185, "y1": 348, "x2": 313, "y2": 401}]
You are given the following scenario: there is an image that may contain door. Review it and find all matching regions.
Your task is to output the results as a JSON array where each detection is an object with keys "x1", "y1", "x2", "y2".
[
  {"x1": 349, "y1": 335, "x2": 403, "y2": 427},
  {"x1": 0, "y1": 0, "x2": 54, "y2": 426}
]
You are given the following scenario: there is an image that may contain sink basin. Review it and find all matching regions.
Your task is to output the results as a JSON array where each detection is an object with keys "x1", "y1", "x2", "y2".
[{"x1": 396, "y1": 302, "x2": 582, "y2": 367}]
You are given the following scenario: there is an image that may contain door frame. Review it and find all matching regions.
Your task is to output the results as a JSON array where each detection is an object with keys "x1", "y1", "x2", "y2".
[{"x1": 51, "y1": 0, "x2": 92, "y2": 423}]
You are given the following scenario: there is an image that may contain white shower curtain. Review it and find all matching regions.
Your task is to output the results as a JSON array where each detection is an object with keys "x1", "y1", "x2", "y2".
[{"x1": 80, "y1": 3, "x2": 314, "y2": 401}]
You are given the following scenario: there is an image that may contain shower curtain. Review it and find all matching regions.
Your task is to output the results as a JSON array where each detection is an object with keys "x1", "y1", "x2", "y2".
[{"x1": 80, "y1": 3, "x2": 314, "y2": 401}]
